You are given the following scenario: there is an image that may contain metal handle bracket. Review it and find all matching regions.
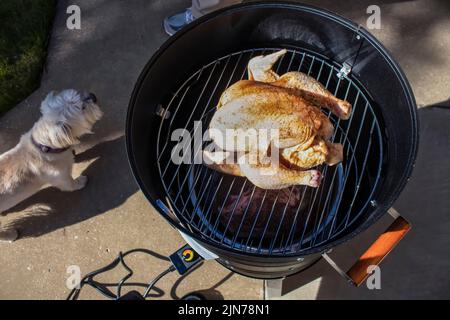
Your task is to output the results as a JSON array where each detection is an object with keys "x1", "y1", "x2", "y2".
[{"x1": 322, "y1": 207, "x2": 411, "y2": 286}]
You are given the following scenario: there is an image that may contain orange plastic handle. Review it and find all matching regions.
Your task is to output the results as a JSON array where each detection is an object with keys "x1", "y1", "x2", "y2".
[{"x1": 346, "y1": 216, "x2": 411, "y2": 286}]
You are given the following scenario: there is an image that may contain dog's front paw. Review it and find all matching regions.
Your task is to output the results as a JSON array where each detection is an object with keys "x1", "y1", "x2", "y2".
[{"x1": 74, "y1": 175, "x2": 88, "y2": 190}]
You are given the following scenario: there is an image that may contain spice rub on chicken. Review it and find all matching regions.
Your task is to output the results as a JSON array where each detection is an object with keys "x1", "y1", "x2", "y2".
[{"x1": 204, "y1": 49, "x2": 351, "y2": 189}]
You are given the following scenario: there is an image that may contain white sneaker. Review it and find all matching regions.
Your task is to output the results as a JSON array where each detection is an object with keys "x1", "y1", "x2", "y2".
[{"x1": 163, "y1": 8, "x2": 195, "y2": 36}]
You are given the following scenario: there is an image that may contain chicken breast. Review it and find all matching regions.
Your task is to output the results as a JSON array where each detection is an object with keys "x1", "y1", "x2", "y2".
[{"x1": 209, "y1": 82, "x2": 322, "y2": 152}]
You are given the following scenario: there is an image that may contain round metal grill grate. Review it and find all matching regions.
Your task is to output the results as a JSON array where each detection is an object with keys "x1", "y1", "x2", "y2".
[{"x1": 156, "y1": 48, "x2": 384, "y2": 255}]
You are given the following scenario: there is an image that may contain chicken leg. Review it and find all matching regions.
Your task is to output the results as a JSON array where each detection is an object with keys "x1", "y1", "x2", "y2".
[
  {"x1": 238, "y1": 153, "x2": 322, "y2": 189},
  {"x1": 247, "y1": 50, "x2": 352, "y2": 119},
  {"x1": 203, "y1": 144, "x2": 322, "y2": 189}
]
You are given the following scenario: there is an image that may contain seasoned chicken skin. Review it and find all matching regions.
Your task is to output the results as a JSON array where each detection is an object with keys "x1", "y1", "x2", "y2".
[
  {"x1": 281, "y1": 139, "x2": 343, "y2": 170},
  {"x1": 205, "y1": 50, "x2": 351, "y2": 189},
  {"x1": 210, "y1": 82, "x2": 325, "y2": 152}
]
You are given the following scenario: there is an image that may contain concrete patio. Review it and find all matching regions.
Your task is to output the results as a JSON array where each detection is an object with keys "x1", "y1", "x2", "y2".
[{"x1": 0, "y1": 0, "x2": 449, "y2": 299}]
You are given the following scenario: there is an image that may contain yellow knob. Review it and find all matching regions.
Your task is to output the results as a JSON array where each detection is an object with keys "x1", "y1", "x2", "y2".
[{"x1": 182, "y1": 249, "x2": 195, "y2": 262}]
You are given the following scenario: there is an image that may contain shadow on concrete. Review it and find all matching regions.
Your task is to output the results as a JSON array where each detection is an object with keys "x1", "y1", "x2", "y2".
[
  {"x1": 4, "y1": 135, "x2": 139, "y2": 238},
  {"x1": 276, "y1": 100, "x2": 450, "y2": 299},
  {"x1": 424, "y1": 98, "x2": 450, "y2": 109}
]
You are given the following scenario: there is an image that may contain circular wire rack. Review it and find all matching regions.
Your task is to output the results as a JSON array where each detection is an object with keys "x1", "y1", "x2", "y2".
[{"x1": 156, "y1": 48, "x2": 384, "y2": 256}]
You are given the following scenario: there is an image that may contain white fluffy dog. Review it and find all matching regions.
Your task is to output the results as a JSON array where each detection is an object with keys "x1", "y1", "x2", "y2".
[{"x1": 0, "y1": 90, "x2": 103, "y2": 242}]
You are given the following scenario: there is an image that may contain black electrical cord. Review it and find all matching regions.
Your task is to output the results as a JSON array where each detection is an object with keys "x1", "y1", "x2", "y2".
[
  {"x1": 143, "y1": 265, "x2": 176, "y2": 298},
  {"x1": 67, "y1": 248, "x2": 175, "y2": 300}
]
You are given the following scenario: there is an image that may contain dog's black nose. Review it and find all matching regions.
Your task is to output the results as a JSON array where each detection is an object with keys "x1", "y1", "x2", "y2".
[
  {"x1": 82, "y1": 92, "x2": 97, "y2": 103},
  {"x1": 88, "y1": 93, "x2": 97, "y2": 103}
]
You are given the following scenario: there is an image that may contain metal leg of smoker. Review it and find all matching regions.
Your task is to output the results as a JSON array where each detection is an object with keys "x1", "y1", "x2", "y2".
[{"x1": 264, "y1": 278, "x2": 285, "y2": 299}]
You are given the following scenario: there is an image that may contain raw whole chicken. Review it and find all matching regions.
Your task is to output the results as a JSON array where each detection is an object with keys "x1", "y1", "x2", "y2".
[{"x1": 204, "y1": 49, "x2": 351, "y2": 189}]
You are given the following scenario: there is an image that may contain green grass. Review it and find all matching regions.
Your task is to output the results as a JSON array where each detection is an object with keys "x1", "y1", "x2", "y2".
[{"x1": 0, "y1": 0, "x2": 56, "y2": 116}]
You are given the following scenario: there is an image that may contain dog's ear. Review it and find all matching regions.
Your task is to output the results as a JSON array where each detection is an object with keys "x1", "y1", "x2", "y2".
[
  {"x1": 40, "y1": 91, "x2": 57, "y2": 115},
  {"x1": 58, "y1": 121, "x2": 72, "y2": 134},
  {"x1": 58, "y1": 121, "x2": 76, "y2": 144},
  {"x1": 46, "y1": 121, "x2": 78, "y2": 148}
]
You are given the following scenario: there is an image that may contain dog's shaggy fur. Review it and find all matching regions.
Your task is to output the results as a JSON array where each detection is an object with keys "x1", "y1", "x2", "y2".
[{"x1": 0, "y1": 90, "x2": 103, "y2": 242}]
